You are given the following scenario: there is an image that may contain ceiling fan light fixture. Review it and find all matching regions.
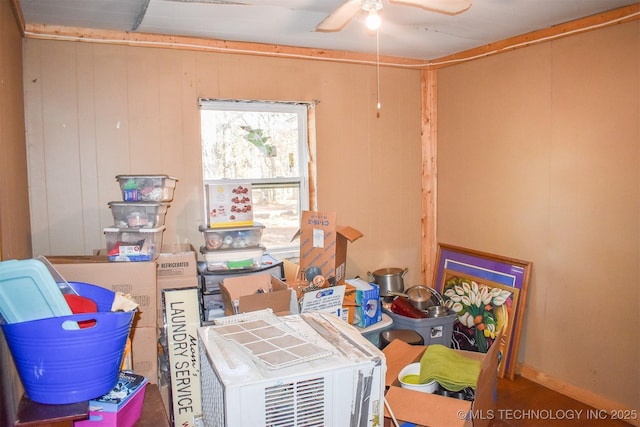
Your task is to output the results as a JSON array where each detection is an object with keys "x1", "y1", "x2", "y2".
[
  {"x1": 362, "y1": 0, "x2": 383, "y2": 30},
  {"x1": 365, "y1": 9, "x2": 381, "y2": 30}
]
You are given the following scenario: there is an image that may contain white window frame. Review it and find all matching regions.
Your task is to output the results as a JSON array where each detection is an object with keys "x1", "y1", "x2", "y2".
[{"x1": 199, "y1": 99, "x2": 312, "y2": 259}]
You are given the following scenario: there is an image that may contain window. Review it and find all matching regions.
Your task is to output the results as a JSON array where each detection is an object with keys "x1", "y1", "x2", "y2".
[{"x1": 200, "y1": 99, "x2": 312, "y2": 258}]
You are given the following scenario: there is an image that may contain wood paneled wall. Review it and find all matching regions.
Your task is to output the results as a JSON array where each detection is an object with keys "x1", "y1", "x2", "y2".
[
  {"x1": 0, "y1": 0, "x2": 29, "y2": 423},
  {"x1": 22, "y1": 39, "x2": 425, "y2": 287},
  {"x1": 436, "y1": 21, "x2": 639, "y2": 413}
]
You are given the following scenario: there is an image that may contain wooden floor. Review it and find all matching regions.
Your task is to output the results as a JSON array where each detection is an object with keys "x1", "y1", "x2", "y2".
[{"x1": 492, "y1": 375, "x2": 635, "y2": 427}]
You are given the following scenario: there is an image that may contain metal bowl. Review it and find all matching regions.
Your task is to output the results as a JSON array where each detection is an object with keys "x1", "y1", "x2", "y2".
[{"x1": 424, "y1": 305, "x2": 452, "y2": 318}]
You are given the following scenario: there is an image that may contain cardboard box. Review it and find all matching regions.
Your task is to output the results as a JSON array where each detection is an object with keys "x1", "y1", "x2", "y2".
[
  {"x1": 50, "y1": 257, "x2": 157, "y2": 328},
  {"x1": 156, "y1": 243, "x2": 198, "y2": 278},
  {"x1": 382, "y1": 331, "x2": 502, "y2": 427},
  {"x1": 299, "y1": 285, "x2": 346, "y2": 318},
  {"x1": 220, "y1": 273, "x2": 299, "y2": 316},
  {"x1": 293, "y1": 211, "x2": 363, "y2": 284},
  {"x1": 344, "y1": 279, "x2": 382, "y2": 328},
  {"x1": 156, "y1": 244, "x2": 199, "y2": 326},
  {"x1": 206, "y1": 182, "x2": 254, "y2": 228},
  {"x1": 156, "y1": 275, "x2": 200, "y2": 326},
  {"x1": 130, "y1": 326, "x2": 158, "y2": 385}
]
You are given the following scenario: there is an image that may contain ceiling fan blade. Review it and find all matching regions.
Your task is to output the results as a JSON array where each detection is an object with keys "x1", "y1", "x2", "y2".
[
  {"x1": 389, "y1": 0, "x2": 472, "y2": 15},
  {"x1": 316, "y1": 0, "x2": 363, "y2": 32},
  {"x1": 164, "y1": 0, "x2": 248, "y2": 3}
]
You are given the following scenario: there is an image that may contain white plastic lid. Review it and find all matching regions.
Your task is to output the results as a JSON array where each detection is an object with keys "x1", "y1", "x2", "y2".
[{"x1": 103, "y1": 225, "x2": 166, "y2": 233}]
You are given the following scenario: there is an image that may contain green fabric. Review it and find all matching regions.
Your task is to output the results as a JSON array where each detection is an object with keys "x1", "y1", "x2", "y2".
[{"x1": 418, "y1": 344, "x2": 482, "y2": 391}]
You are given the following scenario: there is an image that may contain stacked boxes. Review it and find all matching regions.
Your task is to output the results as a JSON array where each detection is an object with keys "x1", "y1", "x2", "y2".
[
  {"x1": 201, "y1": 182, "x2": 267, "y2": 272},
  {"x1": 105, "y1": 175, "x2": 177, "y2": 262},
  {"x1": 54, "y1": 174, "x2": 181, "y2": 387},
  {"x1": 199, "y1": 184, "x2": 292, "y2": 323}
]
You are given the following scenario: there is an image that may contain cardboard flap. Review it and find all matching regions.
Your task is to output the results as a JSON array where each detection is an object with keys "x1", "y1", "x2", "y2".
[
  {"x1": 385, "y1": 386, "x2": 471, "y2": 427},
  {"x1": 47, "y1": 255, "x2": 110, "y2": 263},
  {"x1": 290, "y1": 218, "x2": 363, "y2": 244},
  {"x1": 220, "y1": 274, "x2": 297, "y2": 316},
  {"x1": 383, "y1": 339, "x2": 425, "y2": 387},
  {"x1": 336, "y1": 225, "x2": 363, "y2": 242},
  {"x1": 472, "y1": 329, "x2": 503, "y2": 422},
  {"x1": 481, "y1": 328, "x2": 503, "y2": 372},
  {"x1": 160, "y1": 243, "x2": 196, "y2": 255},
  {"x1": 240, "y1": 291, "x2": 291, "y2": 315},
  {"x1": 223, "y1": 274, "x2": 272, "y2": 297},
  {"x1": 220, "y1": 274, "x2": 272, "y2": 316},
  {"x1": 283, "y1": 259, "x2": 301, "y2": 283},
  {"x1": 342, "y1": 301, "x2": 359, "y2": 307}
]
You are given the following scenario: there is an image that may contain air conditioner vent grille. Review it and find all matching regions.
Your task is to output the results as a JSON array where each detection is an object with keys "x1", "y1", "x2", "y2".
[{"x1": 264, "y1": 377, "x2": 325, "y2": 426}]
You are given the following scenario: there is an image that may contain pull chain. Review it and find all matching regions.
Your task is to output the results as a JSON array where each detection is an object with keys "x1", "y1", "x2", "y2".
[{"x1": 376, "y1": 27, "x2": 381, "y2": 116}]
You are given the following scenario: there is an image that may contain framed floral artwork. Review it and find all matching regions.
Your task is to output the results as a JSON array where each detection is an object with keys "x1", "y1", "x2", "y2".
[{"x1": 433, "y1": 243, "x2": 532, "y2": 380}]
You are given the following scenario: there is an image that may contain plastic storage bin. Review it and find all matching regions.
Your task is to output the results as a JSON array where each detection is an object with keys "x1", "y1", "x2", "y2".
[
  {"x1": 201, "y1": 246, "x2": 265, "y2": 271},
  {"x1": 104, "y1": 226, "x2": 165, "y2": 261},
  {"x1": 383, "y1": 307, "x2": 457, "y2": 346},
  {"x1": 108, "y1": 201, "x2": 170, "y2": 228},
  {"x1": 198, "y1": 254, "x2": 284, "y2": 293},
  {"x1": 199, "y1": 223, "x2": 264, "y2": 250},
  {"x1": 1, "y1": 282, "x2": 135, "y2": 405},
  {"x1": 115, "y1": 174, "x2": 177, "y2": 202},
  {"x1": 74, "y1": 371, "x2": 148, "y2": 427}
]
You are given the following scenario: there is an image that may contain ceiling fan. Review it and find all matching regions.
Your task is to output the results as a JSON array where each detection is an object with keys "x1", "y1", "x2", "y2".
[{"x1": 316, "y1": 0, "x2": 472, "y2": 32}]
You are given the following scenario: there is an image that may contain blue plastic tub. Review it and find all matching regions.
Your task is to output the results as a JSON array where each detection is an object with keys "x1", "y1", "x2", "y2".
[{"x1": 1, "y1": 282, "x2": 134, "y2": 404}]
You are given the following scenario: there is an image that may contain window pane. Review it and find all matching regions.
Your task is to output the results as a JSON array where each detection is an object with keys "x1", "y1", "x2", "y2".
[
  {"x1": 201, "y1": 110, "x2": 301, "y2": 180},
  {"x1": 200, "y1": 100, "x2": 310, "y2": 257},
  {"x1": 252, "y1": 185, "x2": 300, "y2": 250}
]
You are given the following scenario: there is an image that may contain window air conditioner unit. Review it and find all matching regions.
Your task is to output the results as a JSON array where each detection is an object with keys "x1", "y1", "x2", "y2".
[{"x1": 197, "y1": 309, "x2": 386, "y2": 427}]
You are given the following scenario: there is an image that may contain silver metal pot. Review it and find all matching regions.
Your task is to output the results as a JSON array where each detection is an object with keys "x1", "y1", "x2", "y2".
[{"x1": 367, "y1": 267, "x2": 408, "y2": 297}]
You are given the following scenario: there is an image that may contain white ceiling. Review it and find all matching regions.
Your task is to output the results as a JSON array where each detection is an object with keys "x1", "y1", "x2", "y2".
[{"x1": 17, "y1": 0, "x2": 640, "y2": 60}]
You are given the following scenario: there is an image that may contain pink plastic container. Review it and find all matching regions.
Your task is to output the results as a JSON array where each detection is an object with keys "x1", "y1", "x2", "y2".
[{"x1": 74, "y1": 372, "x2": 148, "y2": 427}]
